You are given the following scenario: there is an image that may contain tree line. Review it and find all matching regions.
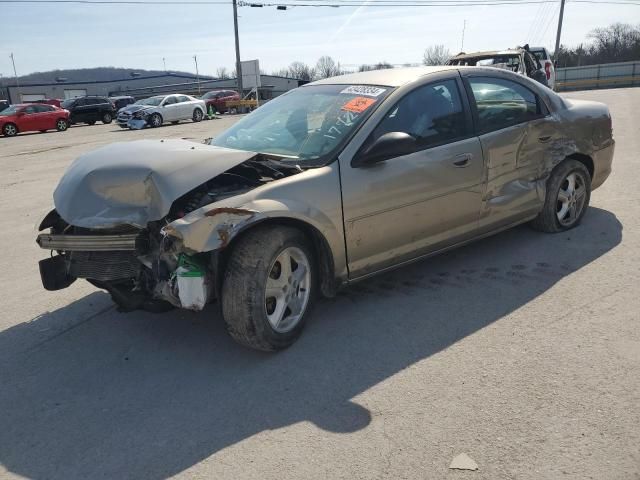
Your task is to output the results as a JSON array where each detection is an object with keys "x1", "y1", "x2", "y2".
[
  {"x1": 556, "y1": 23, "x2": 640, "y2": 67},
  {"x1": 212, "y1": 22, "x2": 638, "y2": 81}
]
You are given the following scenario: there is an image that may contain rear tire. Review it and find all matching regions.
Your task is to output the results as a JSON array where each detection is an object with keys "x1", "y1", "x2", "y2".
[
  {"x1": 2, "y1": 123, "x2": 17, "y2": 137},
  {"x1": 192, "y1": 108, "x2": 203, "y2": 122},
  {"x1": 221, "y1": 225, "x2": 316, "y2": 351},
  {"x1": 102, "y1": 113, "x2": 113, "y2": 124},
  {"x1": 56, "y1": 119, "x2": 68, "y2": 132},
  {"x1": 530, "y1": 159, "x2": 591, "y2": 232}
]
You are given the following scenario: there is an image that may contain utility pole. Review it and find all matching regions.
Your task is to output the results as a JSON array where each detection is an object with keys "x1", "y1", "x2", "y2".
[
  {"x1": 10, "y1": 53, "x2": 20, "y2": 102},
  {"x1": 461, "y1": 19, "x2": 466, "y2": 52},
  {"x1": 232, "y1": 0, "x2": 243, "y2": 97},
  {"x1": 553, "y1": 0, "x2": 566, "y2": 60},
  {"x1": 193, "y1": 55, "x2": 201, "y2": 95}
]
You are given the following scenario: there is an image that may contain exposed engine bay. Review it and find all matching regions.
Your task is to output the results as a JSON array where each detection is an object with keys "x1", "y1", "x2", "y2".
[{"x1": 37, "y1": 145, "x2": 303, "y2": 313}]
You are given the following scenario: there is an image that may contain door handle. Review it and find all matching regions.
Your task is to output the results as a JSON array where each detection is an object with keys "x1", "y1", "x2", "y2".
[
  {"x1": 538, "y1": 135, "x2": 552, "y2": 143},
  {"x1": 452, "y1": 153, "x2": 472, "y2": 167}
]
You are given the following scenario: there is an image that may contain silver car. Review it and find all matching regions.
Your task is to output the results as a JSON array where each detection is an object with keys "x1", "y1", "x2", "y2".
[
  {"x1": 36, "y1": 66, "x2": 614, "y2": 351},
  {"x1": 116, "y1": 94, "x2": 206, "y2": 129}
]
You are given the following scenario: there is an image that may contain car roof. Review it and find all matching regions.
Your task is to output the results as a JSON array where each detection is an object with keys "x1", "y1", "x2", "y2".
[
  {"x1": 450, "y1": 49, "x2": 524, "y2": 60},
  {"x1": 307, "y1": 66, "x2": 460, "y2": 88}
]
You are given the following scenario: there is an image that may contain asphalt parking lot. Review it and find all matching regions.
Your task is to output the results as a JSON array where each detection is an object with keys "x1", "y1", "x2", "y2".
[{"x1": 0, "y1": 88, "x2": 638, "y2": 480}]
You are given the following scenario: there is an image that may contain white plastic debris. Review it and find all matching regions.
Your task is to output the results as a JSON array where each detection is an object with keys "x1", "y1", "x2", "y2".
[{"x1": 449, "y1": 453, "x2": 478, "y2": 471}]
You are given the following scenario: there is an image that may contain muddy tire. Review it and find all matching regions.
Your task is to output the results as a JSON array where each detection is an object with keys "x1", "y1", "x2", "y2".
[
  {"x1": 531, "y1": 159, "x2": 591, "y2": 233},
  {"x1": 2, "y1": 123, "x2": 18, "y2": 137},
  {"x1": 221, "y1": 225, "x2": 316, "y2": 351}
]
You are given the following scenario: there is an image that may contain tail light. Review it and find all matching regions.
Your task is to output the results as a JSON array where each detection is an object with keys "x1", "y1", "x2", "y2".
[{"x1": 545, "y1": 61, "x2": 551, "y2": 80}]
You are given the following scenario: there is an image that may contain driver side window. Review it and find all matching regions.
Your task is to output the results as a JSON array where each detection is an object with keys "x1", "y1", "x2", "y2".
[
  {"x1": 163, "y1": 96, "x2": 177, "y2": 105},
  {"x1": 368, "y1": 79, "x2": 467, "y2": 154}
]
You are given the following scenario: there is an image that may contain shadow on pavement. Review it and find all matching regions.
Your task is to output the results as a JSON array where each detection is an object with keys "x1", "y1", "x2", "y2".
[{"x1": 0, "y1": 207, "x2": 622, "y2": 479}]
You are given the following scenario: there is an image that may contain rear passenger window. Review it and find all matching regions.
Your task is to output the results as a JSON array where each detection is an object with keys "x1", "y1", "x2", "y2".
[
  {"x1": 469, "y1": 77, "x2": 542, "y2": 132},
  {"x1": 369, "y1": 79, "x2": 467, "y2": 152},
  {"x1": 177, "y1": 95, "x2": 190, "y2": 102}
]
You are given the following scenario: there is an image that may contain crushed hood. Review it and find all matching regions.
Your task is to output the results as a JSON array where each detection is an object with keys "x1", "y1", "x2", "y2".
[
  {"x1": 53, "y1": 139, "x2": 257, "y2": 228},
  {"x1": 119, "y1": 104, "x2": 154, "y2": 115}
]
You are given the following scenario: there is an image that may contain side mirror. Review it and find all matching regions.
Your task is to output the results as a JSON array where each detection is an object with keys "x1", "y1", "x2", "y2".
[{"x1": 352, "y1": 132, "x2": 417, "y2": 167}]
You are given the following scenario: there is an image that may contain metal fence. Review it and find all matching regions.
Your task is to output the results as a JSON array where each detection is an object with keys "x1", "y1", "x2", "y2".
[{"x1": 556, "y1": 61, "x2": 640, "y2": 91}]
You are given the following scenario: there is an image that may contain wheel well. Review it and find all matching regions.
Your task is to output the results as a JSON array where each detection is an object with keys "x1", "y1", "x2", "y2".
[
  {"x1": 218, "y1": 217, "x2": 339, "y2": 298},
  {"x1": 566, "y1": 153, "x2": 594, "y2": 179}
]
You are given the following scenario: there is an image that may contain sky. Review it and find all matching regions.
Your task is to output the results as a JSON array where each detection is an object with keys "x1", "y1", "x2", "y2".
[{"x1": 0, "y1": 0, "x2": 638, "y2": 79}]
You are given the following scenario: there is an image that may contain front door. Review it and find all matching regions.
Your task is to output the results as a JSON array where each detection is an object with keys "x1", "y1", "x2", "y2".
[{"x1": 340, "y1": 76, "x2": 485, "y2": 278}]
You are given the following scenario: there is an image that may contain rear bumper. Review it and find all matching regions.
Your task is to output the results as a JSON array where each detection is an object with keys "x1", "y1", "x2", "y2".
[{"x1": 591, "y1": 140, "x2": 615, "y2": 190}]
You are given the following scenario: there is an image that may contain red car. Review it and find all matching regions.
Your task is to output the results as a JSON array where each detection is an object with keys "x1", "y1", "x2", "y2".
[
  {"x1": 0, "y1": 104, "x2": 70, "y2": 137},
  {"x1": 201, "y1": 89, "x2": 240, "y2": 114}
]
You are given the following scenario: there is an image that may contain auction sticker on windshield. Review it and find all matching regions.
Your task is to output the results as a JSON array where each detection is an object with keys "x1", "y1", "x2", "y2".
[
  {"x1": 340, "y1": 86, "x2": 387, "y2": 97},
  {"x1": 342, "y1": 96, "x2": 377, "y2": 113}
]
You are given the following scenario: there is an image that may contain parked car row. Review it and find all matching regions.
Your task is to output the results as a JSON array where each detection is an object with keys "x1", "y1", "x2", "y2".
[{"x1": 1, "y1": 89, "x2": 241, "y2": 137}]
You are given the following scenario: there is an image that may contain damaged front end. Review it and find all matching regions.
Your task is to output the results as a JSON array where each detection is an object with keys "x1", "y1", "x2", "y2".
[{"x1": 36, "y1": 139, "x2": 302, "y2": 312}]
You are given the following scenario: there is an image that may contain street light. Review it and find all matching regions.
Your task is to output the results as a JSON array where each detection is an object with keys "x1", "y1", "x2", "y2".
[{"x1": 193, "y1": 55, "x2": 201, "y2": 95}]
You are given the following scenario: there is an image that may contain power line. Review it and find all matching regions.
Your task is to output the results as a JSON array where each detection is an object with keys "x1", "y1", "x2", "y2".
[{"x1": 1, "y1": 0, "x2": 640, "y2": 3}]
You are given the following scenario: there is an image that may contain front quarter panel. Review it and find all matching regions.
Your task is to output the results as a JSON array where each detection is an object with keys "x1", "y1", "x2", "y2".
[{"x1": 164, "y1": 163, "x2": 348, "y2": 280}]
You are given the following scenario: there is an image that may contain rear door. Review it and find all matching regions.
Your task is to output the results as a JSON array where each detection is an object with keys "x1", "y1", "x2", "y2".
[
  {"x1": 83, "y1": 98, "x2": 100, "y2": 122},
  {"x1": 340, "y1": 74, "x2": 485, "y2": 277},
  {"x1": 33, "y1": 104, "x2": 57, "y2": 129},
  {"x1": 462, "y1": 74, "x2": 555, "y2": 231},
  {"x1": 177, "y1": 95, "x2": 193, "y2": 118}
]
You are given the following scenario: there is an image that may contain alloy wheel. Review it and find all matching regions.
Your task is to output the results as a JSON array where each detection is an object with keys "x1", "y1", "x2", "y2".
[
  {"x1": 264, "y1": 246, "x2": 311, "y2": 333},
  {"x1": 556, "y1": 171, "x2": 588, "y2": 226},
  {"x1": 4, "y1": 124, "x2": 17, "y2": 136}
]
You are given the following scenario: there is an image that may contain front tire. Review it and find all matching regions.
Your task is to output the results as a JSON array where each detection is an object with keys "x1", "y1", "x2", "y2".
[
  {"x1": 102, "y1": 113, "x2": 113, "y2": 124},
  {"x1": 149, "y1": 113, "x2": 162, "y2": 128},
  {"x1": 2, "y1": 123, "x2": 17, "y2": 137},
  {"x1": 221, "y1": 226, "x2": 316, "y2": 351},
  {"x1": 531, "y1": 159, "x2": 591, "y2": 232},
  {"x1": 192, "y1": 108, "x2": 203, "y2": 122}
]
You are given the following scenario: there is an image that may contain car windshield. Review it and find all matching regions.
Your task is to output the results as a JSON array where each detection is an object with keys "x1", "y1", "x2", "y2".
[
  {"x1": 210, "y1": 84, "x2": 391, "y2": 165},
  {"x1": 135, "y1": 96, "x2": 164, "y2": 106},
  {"x1": 61, "y1": 99, "x2": 76, "y2": 108},
  {"x1": 530, "y1": 50, "x2": 546, "y2": 61},
  {"x1": 0, "y1": 106, "x2": 18, "y2": 116}
]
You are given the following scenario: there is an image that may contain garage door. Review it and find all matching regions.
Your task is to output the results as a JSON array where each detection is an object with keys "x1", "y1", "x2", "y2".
[
  {"x1": 64, "y1": 89, "x2": 87, "y2": 99},
  {"x1": 21, "y1": 94, "x2": 46, "y2": 102}
]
